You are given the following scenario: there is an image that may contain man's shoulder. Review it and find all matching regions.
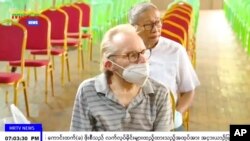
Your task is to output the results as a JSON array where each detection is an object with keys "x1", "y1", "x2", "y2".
[
  {"x1": 78, "y1": 77, "x2": 96, "y2": 93},
  {"x1": 147, "y1": 78, "x2": 171, "y2": 95},
  {"x1": 157, "y1": 36, "x2": 183, "y2": 52},
  {"x1": 78, "y1": 73, "x2": 108, "y2": 95}
]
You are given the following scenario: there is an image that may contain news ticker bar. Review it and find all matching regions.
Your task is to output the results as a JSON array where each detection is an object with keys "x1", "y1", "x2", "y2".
[
  {"x1": 1, "y1": 124, "x2": 250, "y2": 141},
  {"x1": 0, "y1": 131, "x2": 230, "y2": 141}
]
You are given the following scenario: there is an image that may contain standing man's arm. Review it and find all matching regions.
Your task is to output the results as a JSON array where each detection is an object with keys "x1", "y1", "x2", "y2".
[
  {"x1": 174, "y1": 46, "x2": 200, "y2": 129},
  {"x1": 176, "y1": 46, "x2": 200, "y2": 114},
  {"x1": 176, "y1": 90, "x2": 195, "y2": 114}
]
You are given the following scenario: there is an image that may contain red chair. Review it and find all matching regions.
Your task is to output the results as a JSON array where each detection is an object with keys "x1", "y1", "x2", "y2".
[
  {"x1": 164, "y1": 8, "x2": 192, "y2": 28},
  {"x1": 163, "y1": 4, "x2": 195, "y2": 131},
  {"x1": 164, "y1": 8, "x2": 196, "y2": 68},
  {"x1": 60, "y1": 5, "x2": 84, "y2": 71},
  {"x1": 41, "y1": 9, "x2": 71, "y2": 85},
  {"x1": 163, "y1": 14, "x2": 195, "y2": 63},
  {"x1": 0, "y1": 20, "x2": 30, "y2": 117},
  {"x1": 10, "y1": 14, "x2": 54, "y2": 103},
  {"x1": 73, "y1": 2, "x2": 93, "y2": 61},
  {"x1": 161, "y1": 29, "x2": 184, "y2": 46},
  {"x1": 170, "y1": 3, "x2": 193, "y2": 15},
  {"x1": 172, "y1": 3, "x2": 197, "y2": 63},
  {"x1": 163, "y1": 14, "x2": 190, "y2": 47},
  {"x1": 161, "y1": 20, "x2": 187, "y2": 48},
  {"x1": 170, "y1": 2, "x2": 193, "y2": 14}
]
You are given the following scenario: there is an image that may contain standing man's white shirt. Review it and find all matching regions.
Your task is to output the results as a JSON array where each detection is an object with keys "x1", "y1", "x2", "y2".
[{"x1": 148, "y1": 36, "x2": 200, "y2": 102}]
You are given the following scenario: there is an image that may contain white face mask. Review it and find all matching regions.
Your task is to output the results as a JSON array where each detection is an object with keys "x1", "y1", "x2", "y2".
[{"x1": 109, "y1": 60, "x2": 149, "y2": 87}]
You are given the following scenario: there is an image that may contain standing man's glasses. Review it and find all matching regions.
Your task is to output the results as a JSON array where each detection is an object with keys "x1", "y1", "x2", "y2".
[{"x1": 143, "y1": 20, "x2": 162, "y2": 31}]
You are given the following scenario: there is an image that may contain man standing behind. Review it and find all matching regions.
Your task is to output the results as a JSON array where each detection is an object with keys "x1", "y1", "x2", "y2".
[
  {"x1": 70, "y1": 24, "x2": 173, "y2": 131},
  {"x1": 129, "y1": 2, "x2": 200, "y2": 130}
]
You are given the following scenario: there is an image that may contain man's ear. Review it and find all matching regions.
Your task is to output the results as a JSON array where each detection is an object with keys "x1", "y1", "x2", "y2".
[
  {"x1": 134, "y1": 25, "x2": 139, "y2": 30},
  {"x1": 104, "y1": 60, "x2": 113, "y2": 71}
]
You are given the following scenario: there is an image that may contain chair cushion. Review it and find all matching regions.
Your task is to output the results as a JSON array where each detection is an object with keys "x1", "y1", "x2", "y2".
[
  {"x1": 68, "y1": 33, "x2": 91, "y2": 39},
  {"x1": 67, "y1": 38, "x2": 80, "y2": 46},
  {"x1": 0, "y1": 72, "x2": 22, "y2": 83},
  {"x1": 67, "y1": 32, "x2": 79, "y2": 36},
  {"x1": 30, "y1": 48, "x2": 65, "y2": 56},
  {"x1": 81, "y1": 33, "x2": 92, "y2": 38},
  {"x1": 51, "y1": 38, "x2": 79, "y2": 46},
  {"x1": 9, "y1": 60, "x2": 50, "y2": 67}
]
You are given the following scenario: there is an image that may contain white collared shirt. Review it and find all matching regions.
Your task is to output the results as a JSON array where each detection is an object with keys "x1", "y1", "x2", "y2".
[{"x1": 148, "y1": 36, "x2": 200, "y2": 102}]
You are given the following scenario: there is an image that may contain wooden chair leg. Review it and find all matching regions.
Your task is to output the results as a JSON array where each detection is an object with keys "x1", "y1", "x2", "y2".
[
  {"x1": 13, "y1": 83, "x2": 18, "y2": 106},
  {"x1": 22, "y1": 81, "x2": 30, "y2": 117},
  {"x1": 66, "y1": 53, "x2": 70, "y2": 82},
  {"x1": 49, "y1": 64, "x2": 54, "y2": 97},
  {"x1": 80, "y1": 47, "x2": 84, "y2": 70},
  {"x1": 5, "y1": 90, "x2": 9, "y2": 103},
  {"x1": 27, "y1": 68, "x2": 30, "y2": 86},
  {"x1": 61, "y1": 55, "x2": 65, "y2": 86},
  {"x1": 52, "y1": 56, "x2": 55, "y2": 69},
  {"x1": 183, "y1": 110, "x2": 190, "y2": 131},
  {"x1": 34, "y1": 68, "x2": 37, "y2": 82},
  {"x1": 45, "y1": 66, "x2": 48, "y2": 103},
  {"x1": 89, "y1": 37, "x2": 93, "y2": 61},
  {"x1": 77, "y1": 47, "x2": 81, "y2": 72},
  {"x1": 33, "y1": 56, "x2": 37, "y2": 82}
]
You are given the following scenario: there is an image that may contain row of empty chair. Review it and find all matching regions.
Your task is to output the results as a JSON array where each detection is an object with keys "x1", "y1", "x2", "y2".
[
  {"x1": 0, "y1": 1, "x2": 94, "y2": 117},
  {"x1": 162, "y1": 1, "x2": 197, "y2": 68},
  {"x1": 170, "y1": 0, "x2": 200, "y2": 34},
  {"x1": 160, "y1": 1, "x2": 198, "y2": 131},
  {"x1": 0, "y1": 0, "x2": 150, "y2": 44},
  {"x1": 0, "y1": 0, "x2": 150, "y2": 119}
]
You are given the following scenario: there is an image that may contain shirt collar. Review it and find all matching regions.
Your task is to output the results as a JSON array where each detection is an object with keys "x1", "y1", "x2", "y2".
[{"x1": 95, "y1": 73, "x2": 109, "y2": 95}]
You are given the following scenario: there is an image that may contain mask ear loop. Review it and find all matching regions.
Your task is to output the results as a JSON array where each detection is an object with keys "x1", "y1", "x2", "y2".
[
  {"x1": 107, "y1": 59, "x2": 125, "y2": 79},
  {"x1": 108, "y1": 59, "x2": 125, "y2": 70}
]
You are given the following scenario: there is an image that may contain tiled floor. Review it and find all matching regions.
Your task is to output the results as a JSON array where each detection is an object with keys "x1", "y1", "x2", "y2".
[
  {"x1": 189, "y1": 10, "x2": 250, "y2": 131},
  {"x1": 1, "y1": 10, "x2": 250, "y2": 131}
]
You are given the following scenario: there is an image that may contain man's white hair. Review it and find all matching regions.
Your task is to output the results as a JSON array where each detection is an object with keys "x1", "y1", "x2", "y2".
[
  {"x1": 128, "y1": 2, "x2": 158, "y2": 25},
  {"x1": 100, "y1": 24, "x2": 136, "y2": 72}
]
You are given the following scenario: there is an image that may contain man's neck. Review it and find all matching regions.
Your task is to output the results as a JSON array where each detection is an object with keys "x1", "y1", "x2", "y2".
[
  {"x1": 109, "y1": 74, "x2": 140, "y2": 93},
  {"x1": 109, "y1": 74, "x2": 141, "y2": 107},
  {"x1": 146, "y1": 41, "x2": 158, "y2": 49}
]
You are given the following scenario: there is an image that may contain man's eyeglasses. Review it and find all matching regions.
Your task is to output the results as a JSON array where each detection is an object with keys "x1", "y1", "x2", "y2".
[
  {"x1": 108, "y1": 49, "x2": 151, "y2": 63},
  {"x1": 143, "y1": 20, "x2": 162, "y2": 31}
]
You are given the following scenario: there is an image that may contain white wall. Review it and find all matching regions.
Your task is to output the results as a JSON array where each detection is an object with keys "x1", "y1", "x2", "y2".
[
  {"x1": 151, "y1": 0, "x2": 174, "y2": 11},
  {"x1": 200, "y1": 0, "x2": 223, "y2": 9}
]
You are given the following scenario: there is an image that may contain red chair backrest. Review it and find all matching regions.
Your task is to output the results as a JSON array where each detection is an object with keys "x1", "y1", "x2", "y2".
[
  {"x1": 171, "y1": 4, "x2": 193, "y2": 14},
  {"x1": 74, "y1": 2, "x2": 91, "y2": 27},
  {"x1": 0, "y1": 21, "x2": 27, "y2": 61},
  {"x1": 165, "y1": 9, "x2": 191, "y2": 22},
  {"x1": 42, "y1": 9, "x2": 68, "y2": 40},
  {"x1": 163, "y1": 14, "x2": 189, "y2": 34},
  {"x1": 60, "y1": 5, "x2": 82, "y2": 34},
  {"x1": 19, "y1": 15, "x2": 50, "y2": 51},
  {"x1": 162, "y1": 21, "x2": 186, "y2": 43},
  {"x1": 161, "y1": 29, "x2": 183, "y2": 46},
  {"x1": 175, "y1": 2, "x2": 193, "y2": 11}
]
